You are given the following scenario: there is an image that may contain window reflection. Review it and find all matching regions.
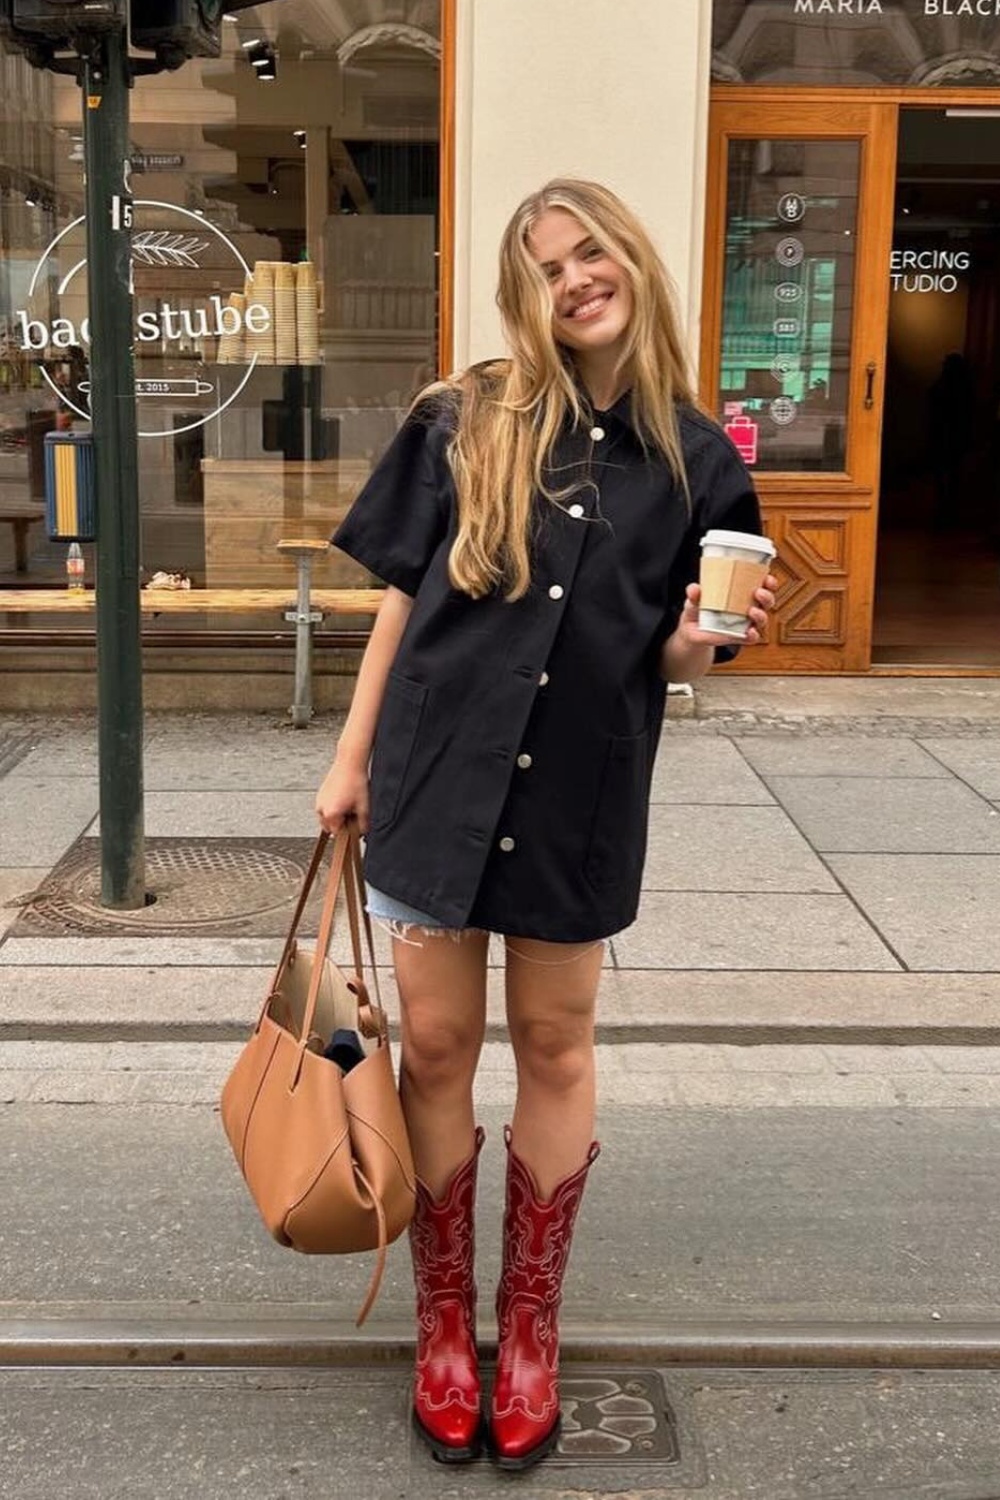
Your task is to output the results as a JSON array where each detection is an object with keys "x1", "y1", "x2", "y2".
[
  {"x1": 719, "y1": 138, "x2": 859, "y2": 473},
  {"x1": 712, "y1": 1, "x2": 1000, "y2": 88},
  {"x1": 0, "y1": 1, "x2": 442, "y2": 607}
]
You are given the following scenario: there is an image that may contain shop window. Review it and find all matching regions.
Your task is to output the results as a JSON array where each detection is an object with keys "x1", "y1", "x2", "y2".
[{"x1": 0, "y1": 2, "x2": 444, "y2": 613}]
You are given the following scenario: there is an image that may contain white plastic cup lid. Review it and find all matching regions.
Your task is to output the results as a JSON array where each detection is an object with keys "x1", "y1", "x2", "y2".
[{"x1": 700, "y1": 529, "x2": 777, "y2": 557}]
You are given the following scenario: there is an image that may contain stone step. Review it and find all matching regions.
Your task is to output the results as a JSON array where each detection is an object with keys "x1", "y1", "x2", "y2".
[{"x1": 3, "y1": 965, "x2": 1000, "y2": 1044}]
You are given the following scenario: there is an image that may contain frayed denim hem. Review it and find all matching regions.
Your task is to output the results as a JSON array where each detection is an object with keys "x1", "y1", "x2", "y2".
[{"x1": 369, "y1": 916, "x2": 482, "y2": 947}]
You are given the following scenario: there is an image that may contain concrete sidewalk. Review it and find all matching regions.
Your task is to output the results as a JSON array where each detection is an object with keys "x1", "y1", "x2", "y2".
[
  {"x1": 5, "y1": 679, "x2": 1000, "y2": 1499},
  {"x1": 4, "y1": 676, "x2": 1000, "y2": 1039}
]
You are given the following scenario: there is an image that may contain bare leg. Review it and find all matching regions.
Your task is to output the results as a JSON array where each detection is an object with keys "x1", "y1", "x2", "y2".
[
  {"x1": 393, "y1": 929, "x2": 490, "y2": 1197},
  {"x1": 503, "y1": 936, "x2": 604, "y2": 1197}
]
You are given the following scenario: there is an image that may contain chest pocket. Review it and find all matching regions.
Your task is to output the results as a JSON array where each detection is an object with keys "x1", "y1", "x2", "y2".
[
  {"x1": 369, "y1": 675, "x2": 428, "y2": 832},
  {"x1": 584, "y1": 730, "x2": 650, "y2": 891}
]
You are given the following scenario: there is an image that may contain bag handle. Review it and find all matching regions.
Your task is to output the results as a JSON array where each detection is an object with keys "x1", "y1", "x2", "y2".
[
  {"x1": 297, "y1": 824, "x2": 358, "y2": 1050},
  {"x1": 341, "y1": 826, "x2": 384, "y2": 1019},
  {"x1": 264, "y1": 829, "x2": 331, "y2": 1015}
]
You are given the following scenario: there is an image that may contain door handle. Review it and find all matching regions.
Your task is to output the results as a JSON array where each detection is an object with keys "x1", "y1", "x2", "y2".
[{"x1": 864, "y1": 362, "x2": 877, "y2": 410}]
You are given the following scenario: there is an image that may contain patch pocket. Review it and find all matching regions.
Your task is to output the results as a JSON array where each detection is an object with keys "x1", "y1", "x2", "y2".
[
  {"x1": 368, "y1": 675, "x2": 428, "y2": 833},
  {"x1": 583, "y1": 730, "x2": 650, "y2": 892}
]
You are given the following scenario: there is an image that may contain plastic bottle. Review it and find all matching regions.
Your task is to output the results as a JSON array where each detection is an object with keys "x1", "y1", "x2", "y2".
[{"x1": 66, "y1": 541, "x2": 85, "y2": 592}]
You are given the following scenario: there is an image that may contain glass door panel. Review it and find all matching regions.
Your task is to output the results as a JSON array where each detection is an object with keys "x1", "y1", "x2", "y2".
[{"x1": 720, "y1": 138, "x2": 860, "y2": 473}]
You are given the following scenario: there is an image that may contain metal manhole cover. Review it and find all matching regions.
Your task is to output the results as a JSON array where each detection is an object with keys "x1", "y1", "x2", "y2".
[
  {"x1": 554, "y1": 1370, "x2": 680, "y2": 1466},
  {"x1": 9, "y1": 837, "x2": 322, "y2": 937}
]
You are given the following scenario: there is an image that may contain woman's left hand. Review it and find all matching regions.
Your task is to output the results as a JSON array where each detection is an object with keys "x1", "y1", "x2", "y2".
[{"x1": 677, "y1": 574, "x2": 778, "y2": 646}]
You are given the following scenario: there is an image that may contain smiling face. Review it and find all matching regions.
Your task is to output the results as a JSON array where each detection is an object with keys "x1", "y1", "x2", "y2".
[{"x1": 528, "y1": 207, "x2": 634, "y2": 367}]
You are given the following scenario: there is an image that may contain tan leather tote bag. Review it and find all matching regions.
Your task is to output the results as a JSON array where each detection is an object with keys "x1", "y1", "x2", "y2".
[{"x1": 221, "y1": 823, "x2": 415, "y2": 1325}]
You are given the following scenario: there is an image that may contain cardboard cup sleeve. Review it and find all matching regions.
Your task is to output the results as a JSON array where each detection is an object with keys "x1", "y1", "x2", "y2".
[{"x1": 698, "y1": 555, "x2": 771, "y2": 616}]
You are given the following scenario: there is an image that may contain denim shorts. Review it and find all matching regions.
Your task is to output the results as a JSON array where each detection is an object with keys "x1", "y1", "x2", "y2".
[{"x1": 364, "y1": 882, "x2": 449, "y2": 930}]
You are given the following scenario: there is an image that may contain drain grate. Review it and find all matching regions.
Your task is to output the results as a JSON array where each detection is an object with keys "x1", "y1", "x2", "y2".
[{"x1": 9, "y1": 837, "x2": 323, "y2": 938}]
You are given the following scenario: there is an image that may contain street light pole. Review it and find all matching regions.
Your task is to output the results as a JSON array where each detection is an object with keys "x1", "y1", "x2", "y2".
[{"x1": 81, "y1": 23, "x2": 146, "y2": 909}]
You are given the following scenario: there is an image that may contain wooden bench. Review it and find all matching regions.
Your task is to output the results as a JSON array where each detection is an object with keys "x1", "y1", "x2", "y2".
[
  {"x1": 0, "y1": 506, "x2": 46, "y2": 573},
  {"x1": 0, "y1": 584, "x2": 385, "y2": 726}
]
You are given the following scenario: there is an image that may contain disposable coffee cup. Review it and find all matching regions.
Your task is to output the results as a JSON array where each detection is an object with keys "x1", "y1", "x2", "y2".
[{"x1": 698, "y1": 529, "x2": 777, "y2": 639}]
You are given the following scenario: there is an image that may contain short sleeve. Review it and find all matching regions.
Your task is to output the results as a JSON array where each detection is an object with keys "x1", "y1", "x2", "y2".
[
  {"x1": 665, "y1": 417, "x2": 765, "y2": 664},
  {"x1": 332, "y1": 404, "x2": 453, "y2": 598}
]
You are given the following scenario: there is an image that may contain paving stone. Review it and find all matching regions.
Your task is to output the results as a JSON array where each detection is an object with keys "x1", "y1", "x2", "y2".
[
  {"x1": 0, "y1": 869, "x2": 47, "y2": 939},
  {"x1": 736, "y1": 735, "x2": 951, "y2": 778},
  {"x1": 649, "y1": 737, "x2": 774, "y2": 804},
  {"x1": 695, "y1": 674, "x2": 1000, "y2": 721},
  {"x1": 919, "y1": 737, "x2": 1000, "y2": 799},
  {"x1": 95, "y1": 790, "x2": 319, "y2": 839},
  {"x1": 764, "y1": 775, "x2": 1000, "y2": 853},
  {"x1": 0, "y1": 778, "x2": 97, "y2": 864},
  {"x1": 828, "y1": 854, "x2": 1000, "y2": 971},
  {"x1": 7, "y1": 1367, "x2": 1000, "y2": 1500},
  {"x1": 643, "y1": 805, "x2": 837, "y2": 893},
  {"x1": 615, "y1": 892, "x2": 901, "y2": 971}
]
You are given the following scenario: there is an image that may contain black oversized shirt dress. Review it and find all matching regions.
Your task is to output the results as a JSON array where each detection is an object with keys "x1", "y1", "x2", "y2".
[{"x1": 332, "y1": 393, "x2": 761, "y2": 943}]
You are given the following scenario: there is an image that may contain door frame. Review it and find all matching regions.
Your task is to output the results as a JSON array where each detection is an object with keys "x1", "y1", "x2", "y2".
[{"x1": 702, "y1": 85, "x2": 1000, "y2": 676}]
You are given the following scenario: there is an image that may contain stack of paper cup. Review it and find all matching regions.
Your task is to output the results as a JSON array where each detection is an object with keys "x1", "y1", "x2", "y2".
[
  {"x1": 274, "y1": 261, "x2": 297, "y2": 365},
  {"x1": 698, "y1": 529, "x2": 777, "y2": 639},
  {"x1": 216, "y1": 291, "x2": 246, "y2": 364},
  {"x1": 296, "y1": 259, "x2": 320, "y2": 365},
  {"x1": 244, "y1": 260, "x2": 275, "y2": 365}
]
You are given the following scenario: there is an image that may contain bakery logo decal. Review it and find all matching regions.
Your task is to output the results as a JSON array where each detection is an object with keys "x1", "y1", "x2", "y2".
[
  {"x1": 790, "y1": 2, "x2": 1000, "y2": 13},
  {"x1": 14, "y1": 201, "x2": 264, "y2": 439}
]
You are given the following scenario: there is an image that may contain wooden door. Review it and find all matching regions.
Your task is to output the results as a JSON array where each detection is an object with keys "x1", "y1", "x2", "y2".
[{"x1": 701, "y1": 94, "x2": 897, "y2": 672}]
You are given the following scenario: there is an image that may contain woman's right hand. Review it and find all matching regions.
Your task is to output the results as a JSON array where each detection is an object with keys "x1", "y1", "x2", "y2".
[{"x1": 315, "y1": 756, "x2": 371, "y2": 835}]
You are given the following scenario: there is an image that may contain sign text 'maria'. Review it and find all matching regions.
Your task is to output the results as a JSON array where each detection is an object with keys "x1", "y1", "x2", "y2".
[{"x1": 794, "y1": 1, "x2": 1000, "y2": 12}]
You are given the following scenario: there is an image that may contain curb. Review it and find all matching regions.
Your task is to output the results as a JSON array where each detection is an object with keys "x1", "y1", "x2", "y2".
[
  {"x1": 4, "y1": 1020, "x2": 1000, "y2": 1047},
  {"x1": 5, "y1": 1318, "x2": 1000, "y2": 1370}
]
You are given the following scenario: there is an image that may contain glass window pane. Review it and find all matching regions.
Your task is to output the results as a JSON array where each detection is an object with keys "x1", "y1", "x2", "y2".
[
  {"x1": 719, "y1": 137, "x2": 860, "y2": 473},
  {"x1": 713, "y1": 3, "x2": 1000, "y2": 90},
  {"x1": 0, "y1": 3, "x2": 442, "y2": 622}
]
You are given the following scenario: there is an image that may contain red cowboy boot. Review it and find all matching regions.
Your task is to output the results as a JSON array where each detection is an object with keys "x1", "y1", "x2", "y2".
[
  {"x1": 409, "y1": 1127, "x2": 485, "y2": 1463},
  {"x1": 490, "y1": 1127, "x2": 600, "y2": 1470}
]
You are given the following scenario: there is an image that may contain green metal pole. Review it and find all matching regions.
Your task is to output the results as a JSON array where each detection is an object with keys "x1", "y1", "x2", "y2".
[{"x1": 82, "y1": 27, "x2": 146, "y2": 909}]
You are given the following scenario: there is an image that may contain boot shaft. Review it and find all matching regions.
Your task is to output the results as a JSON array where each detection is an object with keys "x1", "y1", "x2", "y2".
[
  {"x1": 496, "y1": 1128, "x2": 600, "y2": 1316},
  {"x1": 410, "y1": 1127, "x2": 485, "y2": 1314}
]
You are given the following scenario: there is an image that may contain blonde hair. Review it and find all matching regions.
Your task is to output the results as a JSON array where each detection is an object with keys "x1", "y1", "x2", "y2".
[{"x1": 435, "y1": 178, "x2": 697, "y2": 600}]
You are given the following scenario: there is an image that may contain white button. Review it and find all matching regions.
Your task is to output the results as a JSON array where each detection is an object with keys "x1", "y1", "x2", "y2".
[
  {"x1": 548, "y1": 584, "x2": 564, "y2": 600},
  {"x1": 568, "y1": 504, "x2": 585, "y2": 519},
  {"x1": 539, "y1": 671, "x2": 549, "y2": 686},
  {"x1": 517, "y1": 753, "x2": 533, "y2": 770},
  {"x1": 499, "y1": 836, "x2": 516, "y2": 853},
  {"x1": 589, "y1": 425, "x2": 606, "y2": 442}
]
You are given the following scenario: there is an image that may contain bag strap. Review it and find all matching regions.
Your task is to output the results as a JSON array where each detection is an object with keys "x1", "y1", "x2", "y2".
[
  {"x1": 257, "y1": 830, "x2": 331, "y2": 1027},
  {"x1": 352, "y1": 1165, "x2": 388, "y2": 1328},
  {"x1": 342, "y1": 827, "x2": 384, "y2": 1017},
  {"x1": 297, "y1": 825, "x2": 354, "y2": 1047}
]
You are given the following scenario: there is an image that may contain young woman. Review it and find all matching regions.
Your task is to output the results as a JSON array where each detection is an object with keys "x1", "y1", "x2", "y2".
[{"x1": 316, "y1": 178, "x2": 776, "y2": 1470}]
